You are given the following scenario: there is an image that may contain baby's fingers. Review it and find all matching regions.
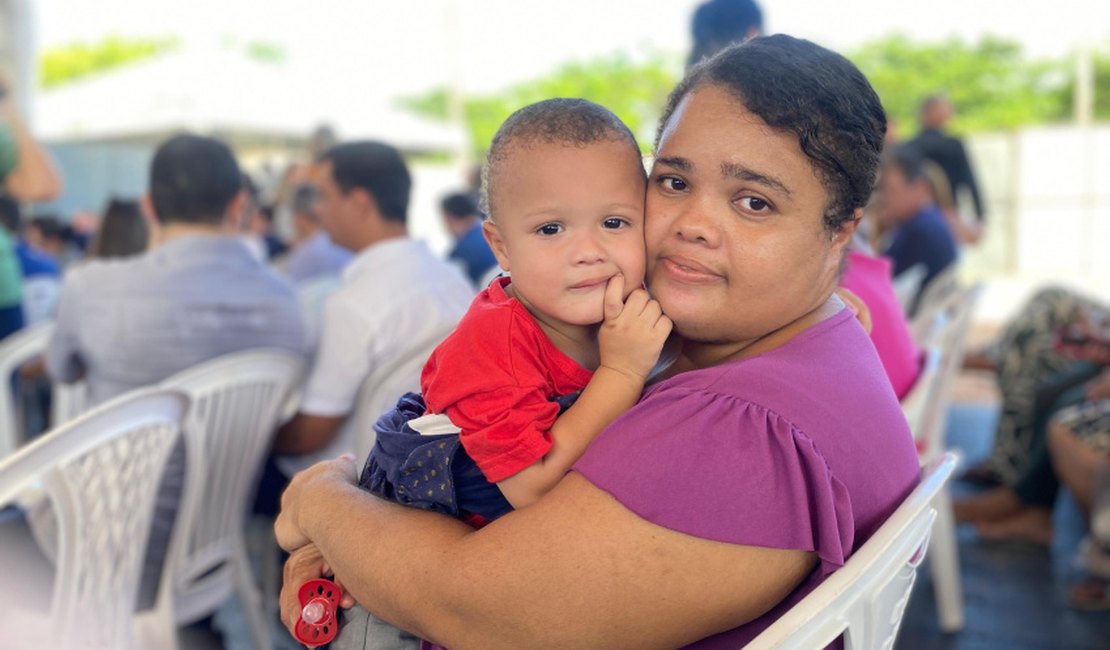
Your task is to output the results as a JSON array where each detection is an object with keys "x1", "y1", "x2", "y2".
[{"x1": 603, "y1": 274, "x2": 626, "y2": 321}]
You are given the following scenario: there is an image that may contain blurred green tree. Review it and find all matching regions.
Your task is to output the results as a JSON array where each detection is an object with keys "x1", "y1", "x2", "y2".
[
  {"x1": 40, "y1": 36, "x2": 180, "y2": 89},
  {"x1": 848, "y1": 34, "x2": 1072, "y2": 135},
  {"x1": 1053, "y1": 46, "x2": 1110, "y2": 121},
  {"x1": 399, "y1": 50, "x2": 680, "y2": 156},
  {"x1": 403, "y1": 36, "x2": 1096, "y2": 159}
]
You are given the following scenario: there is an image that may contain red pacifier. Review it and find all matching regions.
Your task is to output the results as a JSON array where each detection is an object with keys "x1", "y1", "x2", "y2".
[{"x1": 294, "y1": 578, "x2": 342, "y2": 646}]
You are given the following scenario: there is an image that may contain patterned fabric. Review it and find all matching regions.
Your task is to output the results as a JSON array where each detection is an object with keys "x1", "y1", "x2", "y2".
[
  {"x1": 359, "y1": 390, "x2": 582, "y2": 522},
  {"x1": 1056, "y1": 399, "x2": 1110, "y2": 456},
  {"x1": 984, "y1": 287, "x2": 1107, "y2": 484}
]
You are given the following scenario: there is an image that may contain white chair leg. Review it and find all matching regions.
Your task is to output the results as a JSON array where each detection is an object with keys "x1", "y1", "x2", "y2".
[
  {"x1": 929, "y1": 486, "x2": 965, "y2": 633},
  {"x1": 233, "y1": 539, "x2": 271, "y2": 650}
]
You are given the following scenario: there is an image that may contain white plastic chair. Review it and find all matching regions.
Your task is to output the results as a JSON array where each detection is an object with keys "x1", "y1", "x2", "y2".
[
  {"x1": 0, "y1": 387, "x2": 189, "y2": 650},
  {"x1": 51, "y1": 379, "x2": 90, "y2": 431},
  {"x1": 0, "y1": 322, "x2": 92, "y2": 460},
  {"x1": 910, "y1": 263, "x2": 959, "y2": 324},
  {"x1": 898, "y1": 283, "x2": 981, "y2": 634},
  {"x1": 350, "y1": 322, "x2": 457, "y2": 463},
  {"x1": 0, "y1": 322, "x2": 53, "y2": 458},
  {"x1": 744, "y1": 452, "x2": 958, "y2": 649},
  {"x1": 900, "y1": 346, "x2": 942, "y2": 446},
  {"x1": 892, "y1": 263, "x2": 927, "y2": 314},
  {"x1": 136, "y1": 348, "x2": 304, "y2": 650}
]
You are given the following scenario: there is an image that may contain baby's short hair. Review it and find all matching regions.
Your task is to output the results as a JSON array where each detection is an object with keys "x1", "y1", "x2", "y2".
[{"x1": 480, "y1": 98, "x2": 642, "y2": 218}]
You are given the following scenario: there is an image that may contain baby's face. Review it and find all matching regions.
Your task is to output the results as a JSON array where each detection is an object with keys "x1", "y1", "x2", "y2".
[{"x1": 485, "y1": 140, "x2": 647, "y2": 327}]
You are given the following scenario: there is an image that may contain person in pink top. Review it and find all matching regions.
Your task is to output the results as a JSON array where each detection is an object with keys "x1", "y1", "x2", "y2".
[
  {"x1": 841, "y1": 243, "x2": 923, "y2": 399},
  {"x1": 275, "y1": 36, "x2": 920, "y2": 649}
]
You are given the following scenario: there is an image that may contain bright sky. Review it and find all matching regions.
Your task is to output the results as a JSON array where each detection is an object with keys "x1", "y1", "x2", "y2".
[{"x1": 33, "y1": 0, "x2": 1109, "y2": 98}]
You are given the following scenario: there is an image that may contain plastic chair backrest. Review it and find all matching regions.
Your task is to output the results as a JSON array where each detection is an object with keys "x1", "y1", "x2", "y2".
[
  {"x1": 350, "y1": 322, "x2": 456, "y2": 462},
  {"x1": 900, "y1": 345, "x2": 942, "y2": 445},
  {"x1": 156, "y1": 348, "x2": 304, "y2": 617},
  {"x1": 0, "y1": 387, "x2": 189, "y2": 650},
  {"x1": 50, "y1": 380, "x2": 90, "y2": 431},
  {"x1": 892, "y1": 263, "x2": 926, "y2": 314},
  {"x1": 910, "y1": 263, "x2": 959, "y2": 323},
  {"x1": 0, "y1": 322, "x2": 53, "y2": 458},
  {"x1": 744, "y1": 452, "x2": 957, "y2": 650},
  {"x1": 910, "y1": 283, "x2": 981, "y2": 461}
]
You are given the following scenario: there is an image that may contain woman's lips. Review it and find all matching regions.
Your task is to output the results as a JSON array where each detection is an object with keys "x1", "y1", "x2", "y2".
[{"x1": 658, "y1": 256, "x2": 721, "y2": 283}]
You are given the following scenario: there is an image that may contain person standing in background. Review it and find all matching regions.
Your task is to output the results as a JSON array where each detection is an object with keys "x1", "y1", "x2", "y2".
[
  {"x1": 908, "y1": 94, "x2": 986, "y2": 244},
  {"x1": 686, "y1": 0, "x2": 763, "y2": 68}
]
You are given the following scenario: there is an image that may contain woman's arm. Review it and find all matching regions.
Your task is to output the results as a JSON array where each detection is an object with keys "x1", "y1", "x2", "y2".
[
  {"x1": 278, "y1": 459, "x2": 815, "y2": 649},
  {"x1": 0, "y1": 104, "x2": 62, "y2": 202}
]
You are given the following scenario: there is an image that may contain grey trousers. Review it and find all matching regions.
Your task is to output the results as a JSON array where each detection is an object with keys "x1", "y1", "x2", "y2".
[{"x1": 329, "y1": 604, "x2": 421, "y2": 650}]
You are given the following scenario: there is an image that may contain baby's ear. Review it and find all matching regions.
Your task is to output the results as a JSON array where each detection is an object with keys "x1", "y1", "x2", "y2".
[{"x1": 482, "y1": 220, "x2": 511, "y2": 272}]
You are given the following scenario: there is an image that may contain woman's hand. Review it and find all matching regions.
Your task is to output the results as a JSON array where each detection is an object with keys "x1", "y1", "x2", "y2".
[
  {"x1": 281, "y1": 543, "x2": 357, "y2": 646},
  {"x1": 274, "y1": 454, "x2": 360, "y2": 553},
  {"x1": 598, "y1": 274, "x2": 673, "y2": 382}
]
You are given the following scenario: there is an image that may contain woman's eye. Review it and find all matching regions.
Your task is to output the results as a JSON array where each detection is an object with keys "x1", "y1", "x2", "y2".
[
  {"x1": 536, "y1": 223, "x2": 563, "y2": 235},
  {"x1": 657, "y1": 176, "x2": 687, "y2": 192},
  {"x1": 602, "y1": 217, "x2": 629, "y2": 229},
  {"x1": 739, "y1": 197, "x2": 771, "y2": 213}
]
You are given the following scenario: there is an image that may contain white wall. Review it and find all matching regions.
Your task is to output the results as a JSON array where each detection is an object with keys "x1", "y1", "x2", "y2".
[{"x1": 963, "y1": 124, "x2": 1110, "y2": 320}]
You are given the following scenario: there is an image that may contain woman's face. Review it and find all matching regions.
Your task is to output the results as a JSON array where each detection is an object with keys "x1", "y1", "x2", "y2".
[{"x1": 646, "y1": 84, "x2": 852, "y2": 348}]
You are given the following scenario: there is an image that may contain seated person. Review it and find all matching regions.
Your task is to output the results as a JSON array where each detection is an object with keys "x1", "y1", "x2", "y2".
[
  {"x1": 875, "y1": 144, "x2": 958, "y2": 314},
  {"x1": 441, "y1": 191, "x2": 498, "y2": 287},
  {"x1": 276, "y1": 36, "x2": 921, "y2": 649},
  {"x1": 840, "y1": 234, "x2": 923, "y2": 399}
]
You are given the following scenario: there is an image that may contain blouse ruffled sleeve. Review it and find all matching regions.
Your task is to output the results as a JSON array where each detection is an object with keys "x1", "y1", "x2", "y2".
[{"x1": 573, "y1": 385, "x2": 855, "y2": 576}]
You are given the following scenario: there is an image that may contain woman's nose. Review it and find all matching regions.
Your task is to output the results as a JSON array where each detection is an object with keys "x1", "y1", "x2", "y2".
[{"x1": 671, "y1": 201, "x2": 719, "y2": 247}]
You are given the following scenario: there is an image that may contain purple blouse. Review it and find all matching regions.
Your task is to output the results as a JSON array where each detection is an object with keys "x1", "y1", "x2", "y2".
[{"x1": 573, "y1": 308, "x2": 920, "y2": 648}]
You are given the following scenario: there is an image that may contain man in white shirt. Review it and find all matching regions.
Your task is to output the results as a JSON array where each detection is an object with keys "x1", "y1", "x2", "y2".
[{"x1": 271, "y1": 141, "x2": 472, "y2": 483}]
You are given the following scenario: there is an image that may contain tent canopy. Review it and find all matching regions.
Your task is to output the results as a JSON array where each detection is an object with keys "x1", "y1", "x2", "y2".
[{"x1": 34, "y1": 46, "x2": 466, "y2": 154}]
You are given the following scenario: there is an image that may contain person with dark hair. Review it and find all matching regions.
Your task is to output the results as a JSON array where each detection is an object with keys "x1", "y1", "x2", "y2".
[
  {"x1": 279, "y1": 183, "x2": 352, "y2": 285},
  {"x1": 687, "y1": 0, "x2": 763, "y2": 69},
  {"x1": 440, "y1": 190, "x2": 497, "y2": 286},
  {"x1": 239, "y1": 172, "x2": 289, "y2": 261},
  {"x1": 333, "y1": 98, "x2": 668, "y2": 649},
  {"x1": 875, "y1": 143, "x2": 958, "y2": 310},
  {"x1": 85, "y1": 198, "x2": 148, "y2": 260},
  {"x1": 907, "y1": 94, "x2": 986, "y2": 244},
  {"x1": 43, "y1": 133, "x2": 308, "y2": 607},
  {"x1": 277, "y1": 36, "x2": 918, "y2": 649},
  {"x1": 23, "y1": 215, "x2": 77, "y2": 267},
  {"x1": 271, "y1": 141, "x2": 472, "y2": 488}
]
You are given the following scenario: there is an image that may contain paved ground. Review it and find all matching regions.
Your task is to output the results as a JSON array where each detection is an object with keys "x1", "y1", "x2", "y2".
[{"x1": 901, "y1": 397, "x2": 1110, "y2": 649}]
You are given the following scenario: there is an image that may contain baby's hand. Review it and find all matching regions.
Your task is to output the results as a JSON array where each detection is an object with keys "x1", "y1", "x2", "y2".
[{"x1": 598, "y1": 275, "x2": 673, "y2": 382}]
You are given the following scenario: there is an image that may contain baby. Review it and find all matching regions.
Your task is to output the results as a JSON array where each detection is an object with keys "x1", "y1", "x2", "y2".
[{"x1": 334, "y1": 98, "x2": 671, "y2": 649}]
